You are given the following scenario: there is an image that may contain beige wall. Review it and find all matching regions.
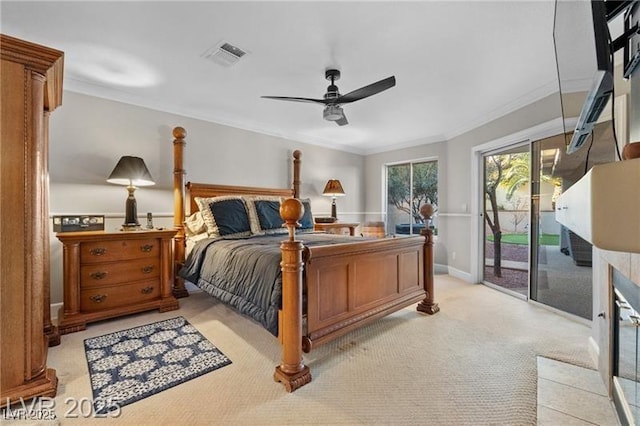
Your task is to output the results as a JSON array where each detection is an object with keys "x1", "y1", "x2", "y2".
[
  {"x1": 48, "y1": 92, "x2": 365, "y2": 306},
  {"x1": 48, "y1": 90, "x2": 566, "y2": 303}
]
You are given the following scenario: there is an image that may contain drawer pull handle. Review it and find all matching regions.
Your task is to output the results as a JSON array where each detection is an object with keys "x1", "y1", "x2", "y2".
[
  {"x1": 90, "y1": 248, "x2": 106, "y2": 256},
  {"x1": 141, "y1": 286, "x2": 154, "y2": 294},
  {"x1": 142, "y1": 266, "x2": 154, "y2": 274},
  {"x1": 90, "y1": 271, "x2": 107, "y2": 280},
  {"x1": 89, "y1": 294, "x2": 107, "y2": 303},
  {"x1": 141, "y1": 244, "x2": 154, "y2": 253}
]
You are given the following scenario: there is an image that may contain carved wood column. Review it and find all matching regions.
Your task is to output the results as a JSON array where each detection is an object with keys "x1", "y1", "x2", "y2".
[
  {"x1": 160, "y1": 236, "x2": 174, "y2": 299},
  {"x1": 172, "y1": 127, "x2": 189, "y2": 298},
  {"x1": 57, "y1": 241, "x2": 87, "y2": 334},
  {"x1": 274, "y1": 198, "x2": 311, "y2": 392},
  {"x1": 41, "y1": 110, "x2": 60, "y2": 347}
]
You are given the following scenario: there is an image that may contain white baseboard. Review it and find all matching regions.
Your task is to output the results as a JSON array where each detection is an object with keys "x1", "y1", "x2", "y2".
[
  {"x1": 446, "y1": 265, "x2": 473, "y2": 282},
  {"x1": 434, "y1": 263, "x2": 448, "y2": 275},
  {"x1": 51, "y1": 302, "x2": 63, "y2": 322}
]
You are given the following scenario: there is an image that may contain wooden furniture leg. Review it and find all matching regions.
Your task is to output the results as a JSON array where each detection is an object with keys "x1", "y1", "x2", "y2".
[
  {"x1": 274, "y1": 198, "x2": 311, "y2": 392},
  {"x1": 417, "y1": 204, "x2": 439, "y2": 315}
]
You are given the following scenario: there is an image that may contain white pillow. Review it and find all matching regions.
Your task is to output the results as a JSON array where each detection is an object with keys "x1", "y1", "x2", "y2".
[{"x1": 183, "y1": 211, "x2": 207, "y2": 237}]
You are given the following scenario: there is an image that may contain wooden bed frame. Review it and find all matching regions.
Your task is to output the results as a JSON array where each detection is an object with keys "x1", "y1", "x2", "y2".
[{"x1": 171, "y1": 126, "x2": 439, "y2": 392}]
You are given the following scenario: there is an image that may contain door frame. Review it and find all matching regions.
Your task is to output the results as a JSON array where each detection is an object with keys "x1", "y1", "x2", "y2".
[{"x1": 478, "y1": 141, "x2": 531, "y2": 300}]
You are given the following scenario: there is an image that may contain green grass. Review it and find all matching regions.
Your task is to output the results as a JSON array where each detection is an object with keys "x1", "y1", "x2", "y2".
[{"x1": 486, "y1": 233, "x2": 559, "y2": 246}]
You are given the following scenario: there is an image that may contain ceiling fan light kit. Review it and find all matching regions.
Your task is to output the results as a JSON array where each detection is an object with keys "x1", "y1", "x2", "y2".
[
  {"x1": 323, "y1": 105, "x2": 344, "y2": 121},
  {"x1": 261, "y1": 68, "x2": 395, "y2": 126}
]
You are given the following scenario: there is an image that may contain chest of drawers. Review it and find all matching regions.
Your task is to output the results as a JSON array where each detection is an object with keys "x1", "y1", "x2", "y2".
[{"x1": 56, "y1": 230, "x2": 179, "y2": 334}]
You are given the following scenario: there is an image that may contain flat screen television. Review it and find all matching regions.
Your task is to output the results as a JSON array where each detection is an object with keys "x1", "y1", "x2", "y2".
[{"x1": 554, "y1": 0, "x2": 614, "y2": 154}]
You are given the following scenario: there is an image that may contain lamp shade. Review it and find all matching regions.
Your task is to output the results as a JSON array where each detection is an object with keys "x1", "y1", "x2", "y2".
[
  {"x1": 107, "y1": 156, "x2": 155, "y2": 186},
  {"x1": 322, "y1": 179, "x2": 345, "y2": 197}
]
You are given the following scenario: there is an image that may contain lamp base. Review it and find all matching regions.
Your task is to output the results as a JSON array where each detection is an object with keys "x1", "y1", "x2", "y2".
[{"x1": 121, "y1": 186, "x2": 141, "y2": 231}]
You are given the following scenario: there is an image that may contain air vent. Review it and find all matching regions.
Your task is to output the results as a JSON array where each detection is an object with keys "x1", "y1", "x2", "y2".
[{"x1": 201, "y1": 41, "x2": 248, "y2": 68}]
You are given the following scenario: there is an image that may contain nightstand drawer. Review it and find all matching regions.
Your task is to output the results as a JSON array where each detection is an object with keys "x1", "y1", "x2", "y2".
[
  {"x1": 80, "y1": 279, "x2": 160, "y2": 312},
  {"x1": 81, "y1": 258, "x2": 160, "y2": 287},
  {"x1": 81, "y1": 238, "x2": 159, "y2": 263}
]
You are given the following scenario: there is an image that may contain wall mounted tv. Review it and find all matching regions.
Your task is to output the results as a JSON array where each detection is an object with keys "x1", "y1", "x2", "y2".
[{"x1": 554, "y1": 0, "x2": 614, "y2": 154}]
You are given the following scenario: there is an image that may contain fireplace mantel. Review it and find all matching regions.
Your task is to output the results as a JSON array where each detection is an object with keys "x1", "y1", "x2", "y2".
[{"x1": 556, "y1": 158, "x2": 640, "y2": 253}]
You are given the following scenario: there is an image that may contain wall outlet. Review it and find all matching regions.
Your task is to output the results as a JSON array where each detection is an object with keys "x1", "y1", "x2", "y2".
[{"x1": 452, "y1": 251, "x2": 456, "y2": 260}]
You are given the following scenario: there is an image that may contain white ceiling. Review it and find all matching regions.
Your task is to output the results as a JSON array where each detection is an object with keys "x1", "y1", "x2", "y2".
[{"x1": 2, "y1": 1, "x2": 564, "y2": 155}]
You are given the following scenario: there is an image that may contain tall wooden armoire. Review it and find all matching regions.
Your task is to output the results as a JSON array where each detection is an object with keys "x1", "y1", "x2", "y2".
[{"x1": 1, "y1": 34, "x2": 64, "y2": 405}]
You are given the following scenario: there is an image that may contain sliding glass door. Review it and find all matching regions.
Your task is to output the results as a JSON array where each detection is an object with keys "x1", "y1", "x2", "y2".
[
  {"x1": 479, "y1": 125, "x2": 618, "y2": 318},
  {"x1": 482, "y1": 144, "x2": 530, "y2": 297},
  {"x1": 530, "y1": 135, "x2": 592, "y2": 319}
]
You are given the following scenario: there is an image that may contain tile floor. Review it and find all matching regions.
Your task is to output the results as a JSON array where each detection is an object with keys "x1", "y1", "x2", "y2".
[{"x1": 537, "y1": 356, "x2": 620, "y2": 425}]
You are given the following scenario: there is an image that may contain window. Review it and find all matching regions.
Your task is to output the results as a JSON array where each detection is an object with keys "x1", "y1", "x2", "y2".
[{"x1": 386, "y1": 160, "x2": 438, "y2": 236}]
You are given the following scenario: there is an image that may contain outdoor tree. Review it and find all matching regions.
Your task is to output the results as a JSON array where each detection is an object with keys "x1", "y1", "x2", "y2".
[
  {"x1": 484, "y1": 155, "x2": 509, "y2": 277},
  {"x1": 387, "y1": 162, "x2": 438, "y2": 224},
  {"x1": 485, "y1": 151, "x2": 561, "y2": 277},
  {"x1": 500, "y1": 154, "x2": 530, "y2": 200}
]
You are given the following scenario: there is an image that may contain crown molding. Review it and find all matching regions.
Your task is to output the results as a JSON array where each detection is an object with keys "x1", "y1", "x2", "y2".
[{"x1": 65, "y1": 76, "x2": 567, "y2": 158}]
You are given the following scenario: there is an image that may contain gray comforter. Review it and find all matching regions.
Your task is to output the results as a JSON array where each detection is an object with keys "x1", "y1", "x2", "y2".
[{"x1": 179, "y1": 233, "x2": 361, "y2": 335}]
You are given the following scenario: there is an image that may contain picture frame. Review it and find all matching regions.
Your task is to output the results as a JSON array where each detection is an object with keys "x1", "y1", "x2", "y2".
[{"x1": 53, "y1": 215, "x2": 105, "y2": 232}]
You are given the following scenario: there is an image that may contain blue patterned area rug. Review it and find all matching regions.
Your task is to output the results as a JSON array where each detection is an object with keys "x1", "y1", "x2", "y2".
[{"x1": 84, "y1": 316, "x2": 231, "y2": 413}]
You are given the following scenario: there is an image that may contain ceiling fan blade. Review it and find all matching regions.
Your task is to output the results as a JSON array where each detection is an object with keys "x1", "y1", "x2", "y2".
[
  {"x1": 335, "y1": 114, "x2": 349, "y2": 126},
  {"x1": 336, "y1": 76, "x2": 396, "y2": 104},
  {"x1": 261, "y1": 96, "x2": 328, "y2": 104}
]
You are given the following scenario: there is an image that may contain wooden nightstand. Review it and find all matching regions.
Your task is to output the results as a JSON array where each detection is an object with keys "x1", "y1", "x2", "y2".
[
  {"x1": 56, "y1": 229, "x2": 179, "y2": 334},
  {"x1": 313, "y1": 222, "x2": 359, "y2": 236}
]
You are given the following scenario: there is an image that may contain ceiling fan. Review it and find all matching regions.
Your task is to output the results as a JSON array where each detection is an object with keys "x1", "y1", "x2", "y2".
[{"x1": 261, "y1": 69, "x2": 396, "y2": 126}]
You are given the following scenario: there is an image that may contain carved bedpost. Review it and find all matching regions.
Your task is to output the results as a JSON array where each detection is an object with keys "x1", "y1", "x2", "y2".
[
  {"x1": 417, "y1": 204, "x2": 440, "y2": 315},
  {"x1": 274, "y1": 198, "x2": 311, "y2": 392},
  {"x1": 292, "y1": 150, "x2": 301, "y2": 198},
  {"x1": 172, "y1": 127, "x2": 189, "y2": 298}
]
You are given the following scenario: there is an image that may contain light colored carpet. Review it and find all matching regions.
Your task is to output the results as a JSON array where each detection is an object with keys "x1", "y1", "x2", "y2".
[{"x1": 44, "y1": 275, "x2": 593, "y2": 425}]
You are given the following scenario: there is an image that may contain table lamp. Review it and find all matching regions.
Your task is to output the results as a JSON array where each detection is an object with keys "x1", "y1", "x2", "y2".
[
  {"x1": 322, "y1": 179, "x2": 345, "y2": 219},
  {"x1": 107, "y1": 156, "x2": 154, "y2": 231}
]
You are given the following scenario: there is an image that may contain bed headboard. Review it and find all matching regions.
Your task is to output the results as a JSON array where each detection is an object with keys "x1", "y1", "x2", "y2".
[
  {"x1": 185, "y1": 183, "x2": 294, "y2": 216},
  {"x1": 171, "y1": 126, "x2": 301, "y2": 297}
]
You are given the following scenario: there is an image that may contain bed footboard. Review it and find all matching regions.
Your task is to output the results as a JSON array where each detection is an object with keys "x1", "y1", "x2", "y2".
[
  {"x1": 303, "y1": 236, "x2": 427, "y2": 350},
  {"x1": 275, "y1": 199, "x2": 438, "y2": 393}
]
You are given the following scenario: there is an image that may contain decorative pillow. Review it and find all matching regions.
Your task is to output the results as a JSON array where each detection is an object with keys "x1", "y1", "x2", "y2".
[
  {"x1": 254, "y1": 200, "x2": 286, "y2": 234},
  {"x1": 299, "y1": 198, "x2": 314, "y2": 232},
  {"x1": 195, "y1": 196, "x2": 253, "y2": 238},
  {"x1": 245, "y1": 195, "x2": 314, "y2": 235},
  {"x1": 183, "y1": 211, "x2": 207, "y2": 237},
  {"x1": 245, "y1": 195, "x2": 285, "y2": 235}
]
